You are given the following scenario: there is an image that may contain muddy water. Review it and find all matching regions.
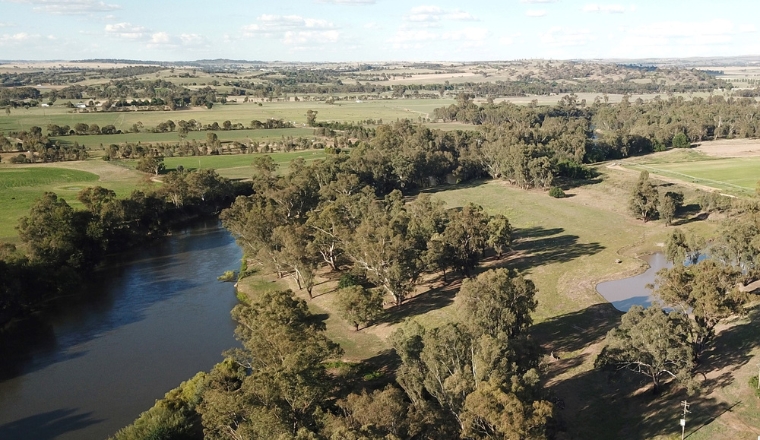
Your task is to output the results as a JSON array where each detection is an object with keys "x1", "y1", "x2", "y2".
[
  {"x1": 0, "y1": 221, "x2": 241, "y2": 440},
  {"x1": 596, "y1": 253, "x2": 672, "y2": 312}
]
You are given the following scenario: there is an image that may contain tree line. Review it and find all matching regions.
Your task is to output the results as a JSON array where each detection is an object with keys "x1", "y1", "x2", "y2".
[{"x1": 0, "y1": 169, "x2": 250, "y2": 327}]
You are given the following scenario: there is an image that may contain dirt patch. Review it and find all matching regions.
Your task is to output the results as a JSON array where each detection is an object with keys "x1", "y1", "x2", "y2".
[{"x1": 695, "y1": 138, "x2": 760, "y2": 157}]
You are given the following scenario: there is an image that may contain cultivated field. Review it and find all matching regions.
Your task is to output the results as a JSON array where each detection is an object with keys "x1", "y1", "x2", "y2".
[
  {"x1": 0, "y1": 99, "x2": 454, "y2": 137},
  {"x1": 623, "y1": 141, "x2": 760, "y2": 195}
]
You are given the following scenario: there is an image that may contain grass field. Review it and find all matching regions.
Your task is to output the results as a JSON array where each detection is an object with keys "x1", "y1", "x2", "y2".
[
  {"x1": 0, "y1": 99, "x2": 455, "y2": 136},
  {"x1": 53, "y1": 127, "x2": 318, "y2": 147},
  {"x1": 623, "y1": 149, "x2": 760, "y2": 195},
  {"x1": 160, "y1": 150, "x2": 329, "y2": 179}
]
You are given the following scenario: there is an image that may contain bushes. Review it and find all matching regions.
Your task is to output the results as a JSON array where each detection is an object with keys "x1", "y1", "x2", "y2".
[{"x1": 548, "y1": 187, "x2": 566, "y2": 198}]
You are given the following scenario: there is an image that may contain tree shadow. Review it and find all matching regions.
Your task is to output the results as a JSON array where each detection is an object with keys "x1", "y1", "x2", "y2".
[
  {"x1": 555, "y1": 176, "x2": 603, "y2": 191},
  {"x1": 416, "y1": 179, "x2": 489, "y2": 196},
  {"x1": 696, "y1": 308, "x2": 760, "y2": 392},
  {"x1": 550, "y1": 362, "x2": 731, "y2": 440},
  {"x1": 381, "y1": 281, "x2": 461, "y2": 326},
  {"x1": 531, "y1": 303, "x2": 621, "y2": 354},
  {"x1": 538, "y1": 305, "x2": 757, "y2": 440},
  {"x1": 0, "y1": 408, "x2": 102, "y2": 440},
  {"x1": 507, "y1": 227, "x2": 605, "y2": 272},
  {"x1": 671, "y1": 211, "x2": 709, "y2": 227}
]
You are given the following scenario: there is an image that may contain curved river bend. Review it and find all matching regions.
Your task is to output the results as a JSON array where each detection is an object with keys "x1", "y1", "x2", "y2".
[{"x1": 0, "y1": 221, "x2": 241, "y2": 440}]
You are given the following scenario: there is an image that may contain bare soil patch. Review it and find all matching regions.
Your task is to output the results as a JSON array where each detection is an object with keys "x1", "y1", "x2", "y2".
[{"x1": 695, "y1": 138, "x2": 760, "y2": 157}]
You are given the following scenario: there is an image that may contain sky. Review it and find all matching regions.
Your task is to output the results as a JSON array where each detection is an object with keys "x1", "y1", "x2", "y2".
[{"x1": 1, "y1": 0, "x2": 759, "y2": 62}]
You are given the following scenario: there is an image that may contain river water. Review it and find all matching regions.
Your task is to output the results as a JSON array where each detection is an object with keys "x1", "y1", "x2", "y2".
[
  {"x1": 596, "y1": 253, "x2": 673, "y2": 312},
  {"x1": 0, "y1": 221, "x2": 241, "y2": 440}
]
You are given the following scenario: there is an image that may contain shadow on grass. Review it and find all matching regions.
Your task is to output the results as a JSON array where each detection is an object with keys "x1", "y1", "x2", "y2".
[
  {"x1": 697, "y1": 307, "x2": 760, "y2": 392},
  {"x1": 381, "y1": 281, "x2": 462, "y2": 326},
  {"x1": 541, "y1": 306, "x2": 759, "y2": 440},
  {"x1": 531, "y1": 303, "x2": 621, "y2": 353},
  {"x1": 551, "y1": 366, "x2": 732, "y2": 440},
  {"x1": 415, "y1": 179, "x2": 490, "y2": 197},
  {"x1": 509, "y1": 226, "x2": 605, "y2": 273}
]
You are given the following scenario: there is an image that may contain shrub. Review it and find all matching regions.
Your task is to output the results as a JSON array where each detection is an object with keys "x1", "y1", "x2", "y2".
[
  {"x1": 338, "y1": 273, "x2": 359, "y2": 289},
  {"x1": 548, "y1": 187, "x2": 566, "y2": 198},
  {"x1": 750, "y1": 375, "x2": 760, "y2": 399}
]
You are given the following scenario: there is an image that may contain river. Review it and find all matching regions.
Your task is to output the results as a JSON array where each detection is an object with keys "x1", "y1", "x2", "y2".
[{"x1": 0, "y1": 221, "x2": 241, "y2": 440}]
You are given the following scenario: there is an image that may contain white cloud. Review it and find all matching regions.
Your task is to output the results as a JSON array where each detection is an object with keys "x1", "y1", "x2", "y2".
[
  {"x1": 499, "y1": 36, "x2": 514, "y2": 45},
  {"x1": 526, "y1": 9, "x2": 547, "y2": 17},
  {"x1": 403, "y1": 5, "x2": 478, "y2": 23},
  {"x1": 520, "y1": 0, "x2": 558, "y2": 3},
  {"x1": 0, "y1": 32, "x2": 40, "y2": 44},
  {"x1": 541, "y1": 27, "x2": 594, "y2": 46},
  {"x1": 443, "y1": 27, "x2": 489, "y2": 41},
  {"x1": 104, "y1": 22, "x2": 147, "y2": 40},
  {"x1": 243, "y1": 15, "x2": 336, "y2": 35},
  {"x1": 0, "y1": 22, "x2": 15, "y2": 27},
  {"x1": 363, "y1": 22, "x2": 381, "y2": 29},
  {"x1": 242, "y1": 15, "x2": 341, "y2": 46},
  {"x1": 583, "y1": 4, "x2": 627, "y2": 13},
  {"x1": 386, "y1": 29, "x2": 437, "y2": 49},
  {"x1": 8, "y1": 0, "x2": 120, "y2": 15}
]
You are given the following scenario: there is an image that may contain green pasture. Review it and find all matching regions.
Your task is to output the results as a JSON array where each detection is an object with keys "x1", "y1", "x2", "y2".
[
  {"x1": 0, "y1": 166, "x2": 105, "y2": 242},
  {"x1": 160, "y1": 150, "x2": 329, "y2": 179},
  {"x1": 626, "y1": 151, "x2": 760, "y2": 194},
  {"x1": 53, "y1": 127, "x2": 317, "y2": 147},
  {"x1": 0, "y1": 100, "x2": 455, "y2": 137}
]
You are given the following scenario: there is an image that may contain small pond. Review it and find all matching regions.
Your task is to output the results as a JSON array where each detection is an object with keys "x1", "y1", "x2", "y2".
[{"x1": 596, "y1": 253, "x2": 672, "y2": 312}]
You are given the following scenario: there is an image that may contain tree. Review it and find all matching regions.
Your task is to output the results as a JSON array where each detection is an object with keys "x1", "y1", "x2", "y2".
[
  {"x1": 664, "y1": 228, "x2": 704, "y2": 265},
  {"x1": 596, "y1": 305, "x2": 695, "y2": 394},
  {"x1": 629, "y1": 170, "x2": 659, "y2": 222},
  {"x1": 136, "y1": 156, "x2": 165, "y2": 176},
  {"x1": 672, "y1": 132, "x2": 690, "y2": 148},
  {"x1": 658, "y1": 190, "x2": 683, "y2": 226},
  {"x1": 306, "y1": 109, "x2": 318, "y2": 126},
  {"x1": 652, "y1": 260, "x2": 748, "y2": 356},
  {"x1": 336, "y1": 286, "x2": 384, "y2": 331},
  {"x1": 199, "y1": 290, "x2": 342, "y2": 439},
  {"x1": 458, "y1": 268, "x2": 537, "y2": 340},
  {"x1": 487, "y1": 214, "x2": 512, "y2": 257},
  {"x1": 17, "y1": 192, "x2": 84, "y2": 268},
  {"x1": 442, "y1": 204, "x2": 490, "y2": 276}
]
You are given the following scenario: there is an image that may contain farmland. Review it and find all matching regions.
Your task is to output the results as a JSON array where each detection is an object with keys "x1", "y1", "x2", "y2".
[{"x1": 623, "y1": 144, "x2": 760, "y2": 195}]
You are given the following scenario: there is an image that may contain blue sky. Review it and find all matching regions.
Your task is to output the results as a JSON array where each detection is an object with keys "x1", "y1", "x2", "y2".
[{"x1": 1, "y1": 0, "x2": 759, "y2": 61}]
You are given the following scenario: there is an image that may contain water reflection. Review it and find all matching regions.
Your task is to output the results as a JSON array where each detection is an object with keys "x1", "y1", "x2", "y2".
[
  {"x1": 0, "y1": 221, "x2": 242, "y2": 440},
  {"x1": 596, "y1": 253, "x2": 672, "y2": 312}
]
